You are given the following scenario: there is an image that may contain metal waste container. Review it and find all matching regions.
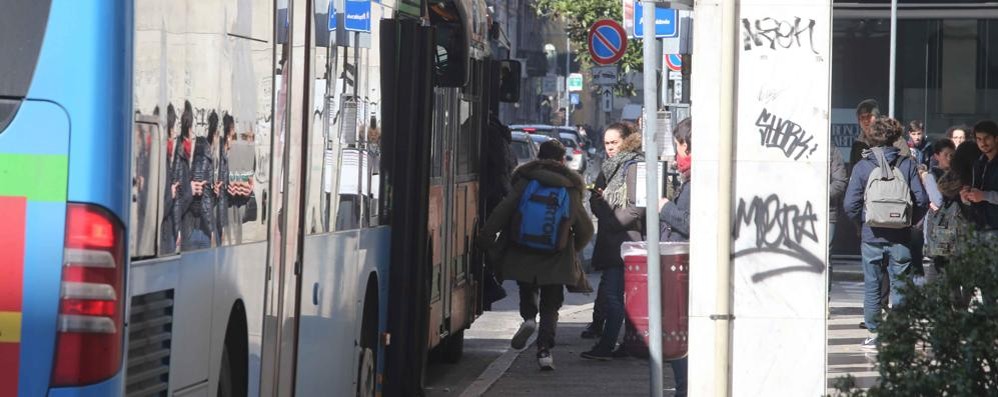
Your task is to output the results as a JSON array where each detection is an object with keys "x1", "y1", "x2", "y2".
[{"x1": 621, "y1": 242, "x2": 689, "y2": 360}]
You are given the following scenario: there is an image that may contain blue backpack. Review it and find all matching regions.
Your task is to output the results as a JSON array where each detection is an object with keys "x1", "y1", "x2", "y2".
[{"x1": 510, "y1": 180, "x2": 572, "y2": 252}]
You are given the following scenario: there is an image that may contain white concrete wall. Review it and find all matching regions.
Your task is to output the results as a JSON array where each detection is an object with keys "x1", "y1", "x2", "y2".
[{"x1": 689, "y1": 0, "x2": 831, "y2": 395}]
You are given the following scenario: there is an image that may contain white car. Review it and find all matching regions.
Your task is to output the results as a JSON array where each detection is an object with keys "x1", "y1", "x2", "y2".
[{"x1": 558, "y1": 133, "x2": 586, "y2": 172}]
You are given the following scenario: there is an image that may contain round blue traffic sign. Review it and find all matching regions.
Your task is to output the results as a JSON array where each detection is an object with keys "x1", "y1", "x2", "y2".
[
  {"x1": 588, "y1": 20, "x2": 628, "y2": 66},
  {"x1": 666, "y1": 54, "x2": 682, "y2": 72}
]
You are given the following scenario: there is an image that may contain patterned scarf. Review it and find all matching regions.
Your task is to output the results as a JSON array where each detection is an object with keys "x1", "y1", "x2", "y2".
[{"x1": 600, "y1": 150, "x2": 643, "y2": 209}]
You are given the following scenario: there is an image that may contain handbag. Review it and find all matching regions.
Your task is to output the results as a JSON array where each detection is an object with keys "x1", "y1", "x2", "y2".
[
  {"x1": 566, "y1": 254, "x2": 593, "y2": 293},
  {"x1": 242, "y1": 192, "x2": 258, "y2": 223}
]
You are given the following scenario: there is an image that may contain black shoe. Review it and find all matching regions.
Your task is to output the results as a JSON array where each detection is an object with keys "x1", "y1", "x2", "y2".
[
  {"x1": 859, "y1": 322, "x2": 868, "y2": 329},
  {"x1": 580, "y1": 323, "x2": 602, "y2": 339},
  {"x1": 581, "y1": 348, "x2": 613, "y2": 361},
  {"x1": 611, "y1": 347, "x2": 629, "y2": 358}
]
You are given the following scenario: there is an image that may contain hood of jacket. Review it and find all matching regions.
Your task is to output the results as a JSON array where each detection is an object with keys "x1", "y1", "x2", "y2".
[
  {"x1": 862, "y1": 145, "x2": 902, "y2": 165},
  {"x1": 618, "y1": 131, "x2": 643, "y2": 154},
  {"x1": 512, "y1": 159, "x2": 585, "y2": 191}
]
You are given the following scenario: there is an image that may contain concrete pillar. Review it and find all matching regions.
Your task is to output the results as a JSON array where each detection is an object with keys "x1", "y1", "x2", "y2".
[{"x1": 689, "y1": 0, "x2": 831, "y2": 395}]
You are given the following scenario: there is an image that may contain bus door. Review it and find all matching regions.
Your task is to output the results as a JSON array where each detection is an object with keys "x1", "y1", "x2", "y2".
[{"x1": 260, "y1": 0, "x2": 311, "y2": 395}]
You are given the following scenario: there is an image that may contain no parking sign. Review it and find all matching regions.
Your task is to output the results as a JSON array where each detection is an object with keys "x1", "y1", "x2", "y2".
[{"x1": 588, "y1": 20, "x2": 628, "y2": 66}]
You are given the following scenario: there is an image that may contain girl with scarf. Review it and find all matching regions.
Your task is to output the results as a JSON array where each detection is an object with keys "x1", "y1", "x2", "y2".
[
  {"x1": 656, "y1": 118, "x2": 691, "y2": 397},
  {"x1": 582, "y1": 123, "x2": 645, "y2": 360}
]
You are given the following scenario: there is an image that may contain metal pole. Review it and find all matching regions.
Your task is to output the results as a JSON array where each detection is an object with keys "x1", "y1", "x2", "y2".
[
  {"x1": 889, "y1": 0, "x2": 897, "y2": 118},
  {"x1": 715, "y1": 0, "x2": 737, "y2": 395},
  {"x1": 566, "y1": 20, "x2": 572, "y2": 127},
  {"x1": 641, "y1": 2, "x2": 663, "y2": 397}
]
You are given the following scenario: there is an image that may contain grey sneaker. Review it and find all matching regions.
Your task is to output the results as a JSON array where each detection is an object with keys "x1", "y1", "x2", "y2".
[
  {"x1": 511, "y1": 319, "x2": 536, "y2": 350},
  {"x1": 537, "y1": 349, "x2": 555, "y2": 371},
  {"x1": 861, "y1": 335, "x2": 878, "y2": 350}
]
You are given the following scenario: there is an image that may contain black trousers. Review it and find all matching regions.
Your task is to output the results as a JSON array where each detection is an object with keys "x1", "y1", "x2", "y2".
[{"x1": 518, "y1": 282, "x2": 564, "y2": 350}]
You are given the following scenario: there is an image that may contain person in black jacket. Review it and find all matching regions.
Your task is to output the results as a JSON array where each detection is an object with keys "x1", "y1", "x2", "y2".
[
  {"x1": 172, "y1": 101, "x2": 196, "y2": 250},
  {"x1": 160, "y1": 103, "x2": 180, "y2": 254},
  {"x1": 581, "y1": 122, "x2": 644, "y2": 361},
  {"x1": 962, "y1": 120, "x2": 998, "y2": 230},
  {"x1": 828, "y1": 146, "x2": 847, "y2": 296},
  {"x1": 656, "y1": 117, "x2": 691, "y2": 397}
]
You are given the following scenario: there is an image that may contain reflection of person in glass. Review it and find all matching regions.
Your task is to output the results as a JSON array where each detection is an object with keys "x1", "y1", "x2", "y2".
[
  {"x1": 184, "y1": 111, "x2": 219, "y2": 249},
  {"x1": 159, "y1": 103, "x2": 179, "y2": 254},
  {"x1": 173, "y1": 101, "x2": 198, "y2": 250},
  {"x1": 214, "y1": 112, "x2": 231, "y2": 244}
]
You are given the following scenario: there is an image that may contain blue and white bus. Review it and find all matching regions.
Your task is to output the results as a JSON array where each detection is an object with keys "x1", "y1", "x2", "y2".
[{"x1": 0, "y1": 0, "x2": 519, "y2": 395}]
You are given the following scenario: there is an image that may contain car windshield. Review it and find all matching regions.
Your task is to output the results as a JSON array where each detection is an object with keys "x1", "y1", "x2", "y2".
[
  {"x1": 558, "y1": 136, "x2": 578, "y2": 148},
  {"x1": 511, "y1": 141, "x2": 532, "y2": 161}
]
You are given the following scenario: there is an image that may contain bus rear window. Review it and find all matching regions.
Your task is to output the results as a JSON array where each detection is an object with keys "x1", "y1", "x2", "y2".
[{"x1": 0, "y1": 1, "x2": 51, "y2": 130}]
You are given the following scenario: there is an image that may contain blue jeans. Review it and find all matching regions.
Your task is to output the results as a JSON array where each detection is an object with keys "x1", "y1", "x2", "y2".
[
  {"x1": 594, "y1": 266, "x2": 625, "y2": 352},
  {"x1": 669, "y1": 357, "x2": 688, "y2": 397},
  {"x1": 861, "y1": 241, "x2": 911, "y2": 332}
]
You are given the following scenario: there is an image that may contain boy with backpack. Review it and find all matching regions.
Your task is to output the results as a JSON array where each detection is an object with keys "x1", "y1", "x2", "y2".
[
  {"x1": 844, "y1": 117, "x2": 929, "y2": 350},
  {"x1": 478, "y1": 139, "x2": 594, "y2": 370}
]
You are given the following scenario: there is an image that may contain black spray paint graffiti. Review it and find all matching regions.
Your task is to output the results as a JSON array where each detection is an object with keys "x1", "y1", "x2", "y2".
[
  {"x1": 742, "y1": 17, "x2": 819, "y2": 54},
  {"x1": 732, "y1": 195, "x2": 824, "y2": 282},
  {"x1": 756, "y1": 108, "x2": 818, "y2": 160}
]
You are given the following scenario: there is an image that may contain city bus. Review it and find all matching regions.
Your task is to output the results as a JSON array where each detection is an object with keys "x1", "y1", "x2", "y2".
[{"x1": 0, "y1": 0, "x2": 519, "y2": 396}]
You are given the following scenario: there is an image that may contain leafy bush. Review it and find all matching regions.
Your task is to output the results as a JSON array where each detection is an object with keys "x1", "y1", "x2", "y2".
[{"x1": 833, "y1": 231, "x2": 998, "y2": 396}]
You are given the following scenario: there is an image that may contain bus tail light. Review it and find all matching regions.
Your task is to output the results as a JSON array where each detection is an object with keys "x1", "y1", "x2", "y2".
[{"x1": 52, "y1": 204, "x2": 125, "y2": 386}]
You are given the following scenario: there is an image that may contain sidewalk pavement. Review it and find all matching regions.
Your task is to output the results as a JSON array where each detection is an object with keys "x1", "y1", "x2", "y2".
[
  {"x1": 462, "y1": 259, "x2": 878, "y2": 396},
  {"x1": 482, "y1": 302, "x2": 680, "y2": 397}
]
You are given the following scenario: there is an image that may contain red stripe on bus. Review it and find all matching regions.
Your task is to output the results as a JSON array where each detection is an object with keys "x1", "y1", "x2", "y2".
[
  {"x1": 0, "y1": 196, "x2": 26, "y2": 312},
  {"x1": 0, "y1": 342, "x2": 19, "y2": 396}
]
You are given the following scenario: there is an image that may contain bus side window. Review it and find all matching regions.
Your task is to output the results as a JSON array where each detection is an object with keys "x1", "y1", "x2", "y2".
[{"x1": 130, "y1": 117, "x2": 160, "y2": 259}]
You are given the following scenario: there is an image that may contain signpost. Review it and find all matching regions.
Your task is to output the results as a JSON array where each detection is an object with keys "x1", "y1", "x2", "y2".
[
  {"x1": 665, "y1": 53, "x2": 682, "y2": 72},
  {"x1": 568, "y1": 73, "x2": 584, "y2": 92},
  {"x1": 591, "y1": 65, "x2": 618, "y2": 86},
  {"x1": 344, "y1": 0, "x2": 371, "y2": 32},
  {"x1": 588, "y1": 19, "x2": 628, "y2": 65},
  {"x1": 633, "y1": 3, "x2": 678, "y2": 38}
]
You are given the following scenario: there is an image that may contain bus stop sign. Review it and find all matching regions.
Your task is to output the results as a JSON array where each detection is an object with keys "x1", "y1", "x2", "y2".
[{"x1": 588, "y1": 20, "x2": 628, "y2": 66}]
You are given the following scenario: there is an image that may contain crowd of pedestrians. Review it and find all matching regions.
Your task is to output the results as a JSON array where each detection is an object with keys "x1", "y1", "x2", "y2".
[{"x1": 841, "y1": 99, "x2": 998, "y2": 349}]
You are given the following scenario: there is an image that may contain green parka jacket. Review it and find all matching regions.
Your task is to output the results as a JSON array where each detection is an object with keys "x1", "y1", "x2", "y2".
[{"x1": 479, "y1": 159, "x2": 594, "y2": 286}]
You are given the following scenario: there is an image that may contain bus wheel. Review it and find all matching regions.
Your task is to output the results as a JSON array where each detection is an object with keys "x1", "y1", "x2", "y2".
[
  {"x1": 440, "y1": 329, "x2": 464, "y2": 363},
  {"x1": 356, "y1": 347, "x2": 375, "y2": 397}
]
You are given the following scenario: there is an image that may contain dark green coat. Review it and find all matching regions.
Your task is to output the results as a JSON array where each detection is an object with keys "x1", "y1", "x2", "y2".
[{"x1": 479, "y1": 160, "x2": 594, "y2": 286}]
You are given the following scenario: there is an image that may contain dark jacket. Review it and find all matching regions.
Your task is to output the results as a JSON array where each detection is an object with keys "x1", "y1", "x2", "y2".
[
  {"x1": 590, "y1": 134, "x2": 645, "y2": 269},
  {"x1": 180, "y1": 137, "x2": 216, "y2": 245},
  {"x1": 479, "y1": 160, "x2": 594, "y2": 286},
  {"x1": 170, "y1": 140, "x2": 194, "y2": 246},
  {"x1": 849, "y1": 136, "x2": 910, "y2": 175},
  {"x1": 970, "y1": 154, "x2": 998, "y2": 230},
  {"x1": 844, "y1": 146, "x2": 929, "y2": 244},
  {"x1": 829, "y1": 148, "x2": 847, "y2": 223},
  {"x1": 660, "y1": 178, "x2": 690, "y2": 242},
  {"x1": 216, "y1": 151, "x2": 230, "y2": 240}
]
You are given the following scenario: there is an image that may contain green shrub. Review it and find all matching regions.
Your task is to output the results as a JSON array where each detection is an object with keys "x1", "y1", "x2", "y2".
[{"x1": 833, "y1": 231, "x2": 998, "y2": 396}]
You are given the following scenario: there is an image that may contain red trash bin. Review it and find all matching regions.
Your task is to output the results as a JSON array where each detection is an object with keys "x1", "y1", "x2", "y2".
[{"x1": 622, "y1": 242, "x2": 689, "y2": 360}]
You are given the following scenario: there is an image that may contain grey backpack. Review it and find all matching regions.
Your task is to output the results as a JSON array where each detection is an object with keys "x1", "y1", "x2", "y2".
[{"x1": 863, "y1": 147, "x2": 913, "y2": 229}]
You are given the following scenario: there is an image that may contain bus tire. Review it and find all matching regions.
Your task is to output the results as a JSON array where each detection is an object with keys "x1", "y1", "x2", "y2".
[
  {"x1": 218, "y1": 345, "x2": 233, "y2": 397},
  {"x1": 218, "y1": 304, "x2": 248, "y2": 397},
  {"x1": 357, "y1": 347, "x2": 376, "y2": 397},
  {"x1": 440, "y1": 329, "x2": 464, "y2": 363},
  {"x1": 357, "y1": 278, "x2": 378, "y2": 397}
]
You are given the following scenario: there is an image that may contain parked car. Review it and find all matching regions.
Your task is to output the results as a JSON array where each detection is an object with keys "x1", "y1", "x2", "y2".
[
  {"x1": 510, "y1": 131, "x2": 539, "y2": 167},
  {"x1": 558, "y1": 133, "x2": 586, "y2": 172},
  {"x1": 509, "y1": 124, "x2": 562, "y2": 140}
]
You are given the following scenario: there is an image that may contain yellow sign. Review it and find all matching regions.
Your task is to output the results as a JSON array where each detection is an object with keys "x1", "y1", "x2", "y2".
[{"x1": 0, "y1": 312, "x2": 22, "y2": 343}]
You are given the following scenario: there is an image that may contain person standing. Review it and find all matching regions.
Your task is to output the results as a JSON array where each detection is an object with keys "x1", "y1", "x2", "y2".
[
  {"x1": 844, "y1": 117, "x2": 929, "y2": 349},
  {"x1": 829, "y1": 147, "x2": 848, "y2": 294},
  {"x1": 962, "y1": 120, "x2": 998, "y2": 231},
  {"x1": 582, "y1": 123, "x2": 644, "y2": 360},
  {"x1": 657, "y1": 117, "x2": 692, "y2": 397},
  {"x1": 479, "y1": 139, "x2": 594, "y2": 371}
]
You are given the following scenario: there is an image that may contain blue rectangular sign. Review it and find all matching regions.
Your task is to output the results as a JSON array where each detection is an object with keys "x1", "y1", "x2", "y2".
[
  {"x1": 327, "y1": 2, "x2": 336, "y2": 31},
  {"x1": 570, "y1": 93, "x2": 580, "y2": 105},
  {"x1": 633, "y1": 3, "x2": 677, "y2": 38},
  {"x1": 345, "y1": 0, "x2": 371, "y2": 32}
]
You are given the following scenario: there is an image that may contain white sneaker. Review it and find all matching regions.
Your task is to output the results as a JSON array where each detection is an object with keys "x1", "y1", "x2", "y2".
[
  {"x1": 861, "y1": 335, "x2": 878, "y2": 350},
  {"x1": 511, "y1": 319, "x2": 536, "y2": 350},
  {"x1": 537, "y1": 349, "x2": 555, "y2": 371}
]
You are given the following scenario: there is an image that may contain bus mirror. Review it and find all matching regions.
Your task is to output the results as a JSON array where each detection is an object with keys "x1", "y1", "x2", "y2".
[{"x1": 498, "y1": 60, "x2": 521, "y2": 103}]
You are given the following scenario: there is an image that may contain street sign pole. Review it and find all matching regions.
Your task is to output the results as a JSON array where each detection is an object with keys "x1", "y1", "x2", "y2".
[
  {"x1": 566, "y1": 22, "x2": 572, "y2": 127},
  {"x1": 641, "y1": 2, "x2": 663, "y2": 397}
]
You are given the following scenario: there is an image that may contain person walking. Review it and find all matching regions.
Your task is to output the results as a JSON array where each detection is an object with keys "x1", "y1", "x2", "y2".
[
  {"x1": 479, "y1": 139, "x2": 594, "y2": 371},
  {"x1": 844, "y1": 117, "x2": 929, "y2": 350},
  {"x1": 581, "y1": 123, "x2": 644, "y2": 360}
]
